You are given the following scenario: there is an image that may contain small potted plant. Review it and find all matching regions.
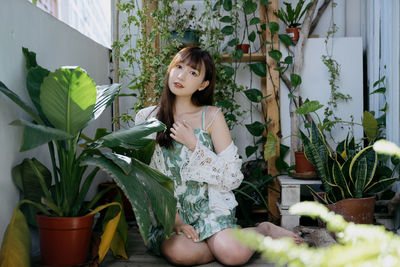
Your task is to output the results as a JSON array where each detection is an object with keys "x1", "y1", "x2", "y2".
[
  {"x1": 273, "y1": 0, "x2": 312, "y2": 41},
  {"x1": 169, "y1": 5, "x2": 202, "y2": 47}
]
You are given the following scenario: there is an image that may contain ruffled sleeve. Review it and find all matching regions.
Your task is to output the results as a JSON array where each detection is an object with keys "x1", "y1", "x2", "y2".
[{"x1": 180, "y1": 140, "x2": 243, "y2": 211}]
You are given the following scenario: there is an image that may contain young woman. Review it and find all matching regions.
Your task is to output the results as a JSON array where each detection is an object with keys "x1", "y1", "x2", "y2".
[{"x1": 135, "y1": 46, "x2": 301, "y2": 266}]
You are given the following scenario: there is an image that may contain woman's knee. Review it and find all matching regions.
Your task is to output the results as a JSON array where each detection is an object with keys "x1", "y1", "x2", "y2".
[
  {"x1": 161, "y1": 237, "x2": 213, "y2": 266},
  {"x1": 208, "y1": 233, "x2": 251, "y2": 266},
  {"x1": 161, "y1": 240, "x2": 191, "y2": 265}
]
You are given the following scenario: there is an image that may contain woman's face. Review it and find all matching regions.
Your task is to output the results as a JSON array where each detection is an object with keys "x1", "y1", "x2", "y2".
[{"x1": 168, "y1": 60, "x2": 209, "y2": 98}]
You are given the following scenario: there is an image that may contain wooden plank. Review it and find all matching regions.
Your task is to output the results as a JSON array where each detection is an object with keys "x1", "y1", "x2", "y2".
[{"x1": 261, "y1": 0, "x2": 281, "y2": 223}]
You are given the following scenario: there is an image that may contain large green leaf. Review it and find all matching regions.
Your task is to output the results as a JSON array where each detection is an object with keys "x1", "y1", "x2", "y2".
[
  {"x1": 296, "y1": 100, "x2": 324, "y2": 115},
  {"x1": 244, "y1": 0, "x2": 257, "y2": 14},
  {"x1": 249, "y1": 63, "x2": 266, "y2": 77},
  {"x1": 0, "y1": 206, "x2": 30, "y2": 267},
  {"x1": 245, "y1": 121, "x2": 265, "y2": 136},
  {"x1": 362, "y1": 111, "x2": 378, "y2": 141},
  {"x1": 12, "y1": 158, "x2": 51, "y2": 226},
  {"x1": 300, "y1": 129, "x2": 331, "y2": 194},
  {"x1": 92, "y1": 84, "x2": 121, "y2": 121},
  {"x1": 244, "y1": 89, "x2": 263, "y2": 102},
  {"x1": 264, "y1": 133, "x2": 277, "y2": 160},
  {"x1": 0, "y1": 81, "x2": 43, "y2": 124},
  {"x1": 131, "y1": 158, "x2": 176, "y2": 233},
  {"x1": 332, "y1": 160, "x2": 352, "y2": 198},
  {"x1": 99, "y1": 118, "x2": 165, "y2": 148},
  {"x1": 40, "y1": 67, "x2": 97, "y2": 136},
  {"x1": 26, "y1": 66, "x2": 50, "y2": 120},
  {"x1": 22, "y1": 47, "x2": 38, "y2": 70},
  {"x1": 82, "y1": 156, "x2": 176, "y2": 244},
  {"x1": 10, "y1": 119, "x2": 73, "y2": 151},
  {"x1": 364, "y1": 177, "x2": 397, "y2": 195},
  {"x1": 350, "y1": 146, "x2": 377, "y2": 194},
  {"x1": 352, "y1": 156, "x2": 367, "y2": 198}
]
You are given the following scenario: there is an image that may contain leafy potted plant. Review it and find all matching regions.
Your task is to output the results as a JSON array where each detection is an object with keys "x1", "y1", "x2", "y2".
[
  {"x1": 273, "y1": 0, "x2": 312, "y2": 41},
  {"x1": 299, "y1": 121, "x2": 397, "y2": 224},
  {"x1": 0, "y1": 48, "x2": 176, "y2": 267},
  {"x1": 169, "y1": 5, "x2": 202, "y2": 47}
]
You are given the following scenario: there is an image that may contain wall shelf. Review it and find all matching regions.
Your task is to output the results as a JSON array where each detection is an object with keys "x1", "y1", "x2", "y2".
[{"x1": 221, "y1": 53, "x2": 266, "y2": 63}]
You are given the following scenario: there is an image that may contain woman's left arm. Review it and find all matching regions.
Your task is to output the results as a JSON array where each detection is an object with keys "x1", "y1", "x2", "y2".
[{"x1": 180, "y1": 110, "x2": 243, "y2": 191}]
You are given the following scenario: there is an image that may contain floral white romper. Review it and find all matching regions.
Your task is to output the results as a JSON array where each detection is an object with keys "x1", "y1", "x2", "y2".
[{"x1": 135, "y1": 106, "x2": 244, "y2": 255}]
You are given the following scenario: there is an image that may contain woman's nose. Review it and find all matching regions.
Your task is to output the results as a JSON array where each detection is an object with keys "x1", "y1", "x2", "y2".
[{"x1": 177, "y1": 70, "x2": 186, "y2": 80}]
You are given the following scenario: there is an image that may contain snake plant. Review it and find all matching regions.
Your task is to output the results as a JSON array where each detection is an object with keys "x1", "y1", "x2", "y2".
[{"x1": 299, "y1": 121, "x2": 396, "y2": 204}]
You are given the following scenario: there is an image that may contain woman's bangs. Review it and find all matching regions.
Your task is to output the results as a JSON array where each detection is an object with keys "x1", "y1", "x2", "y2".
[{"x1": 170, "y1": 48, "x2": 203, "y2": 72}]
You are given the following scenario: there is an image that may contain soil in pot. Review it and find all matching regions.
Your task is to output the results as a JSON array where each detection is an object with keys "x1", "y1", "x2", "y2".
[{"x1": 37, "y1": 214, "x2": 94, "y2": 266}]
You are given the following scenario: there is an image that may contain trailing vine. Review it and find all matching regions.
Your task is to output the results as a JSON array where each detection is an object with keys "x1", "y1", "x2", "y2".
[{"x1": 321, "y1": 1, "x2": 351, "y2": 132}]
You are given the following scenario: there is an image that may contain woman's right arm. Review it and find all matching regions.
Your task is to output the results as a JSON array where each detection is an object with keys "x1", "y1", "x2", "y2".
[{"x1": 173, "y1": 212, "x2": 199, "y2": 241}]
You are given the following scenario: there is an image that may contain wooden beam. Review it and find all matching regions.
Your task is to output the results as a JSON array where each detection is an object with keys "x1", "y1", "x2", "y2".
[
  {"x1": 261, "y1": 0, "x2": 281, "y2": 223},
  {"x1": 142, "y1": 0, "x2": 159, "y2": 106}
]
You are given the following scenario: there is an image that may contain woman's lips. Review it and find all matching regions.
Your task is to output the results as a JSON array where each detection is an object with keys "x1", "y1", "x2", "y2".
[{"x1": 174, "y1": 82, "x2": 184, "y2": 88}]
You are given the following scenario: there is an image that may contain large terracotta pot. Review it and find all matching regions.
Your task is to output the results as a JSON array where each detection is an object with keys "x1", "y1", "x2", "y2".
[
  {"x1": 295, "y1": 151, "x2": 316, "y2": 173},
  {"x1": 326, "y1": 196, "x2": 376, "y2": 224},
  {"x1": 36, "y1": 214, "x2": 94, "y2": 266}
]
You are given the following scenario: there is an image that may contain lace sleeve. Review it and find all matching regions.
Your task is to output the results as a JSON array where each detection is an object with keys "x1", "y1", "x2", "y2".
[{"x1": 180, "y1": 141, "x2": 243, "y2": 191}]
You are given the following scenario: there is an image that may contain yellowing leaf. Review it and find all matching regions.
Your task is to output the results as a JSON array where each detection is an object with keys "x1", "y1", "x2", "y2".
[
  {"x1": 264, "y1": 132, "x2": 278, "y2": 160},
  {"x1": 341, "y1": 150, "x2": 346, "y2": 160},
  {"x1": 110, "y1": 232, "x2": 128, "y2": 259},
  {"x1": 0, "y1": 206, "x2": 30, "y2": 267},
  {"x1": 89, "y1": 202, "x2": 122, "y2": 262}
]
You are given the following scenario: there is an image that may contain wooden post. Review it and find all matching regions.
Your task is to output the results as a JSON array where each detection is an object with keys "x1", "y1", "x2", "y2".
[
  {"x1": 261, "y1": 0, "x2": 281, "y2": 223},
  {"x1": 142, "y1": 0, "x2": 159, "y2": 105}
]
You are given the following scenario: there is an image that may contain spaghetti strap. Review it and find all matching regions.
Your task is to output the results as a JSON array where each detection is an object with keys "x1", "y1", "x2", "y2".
[
  {"x1": 205, "y1": 108, "x2": 220, "y2": 130},
  {"x1": 201, "y1": 106, "x2": 207, "y2": 130}
]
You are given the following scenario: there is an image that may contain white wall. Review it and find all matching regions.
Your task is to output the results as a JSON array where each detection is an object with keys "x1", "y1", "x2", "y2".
[
  {"x1": 280, "y1": 37, "x2": 364, "y2": 150},
  {"x1": 0, "y1": 0, "x2": 111, "y2": 242}
]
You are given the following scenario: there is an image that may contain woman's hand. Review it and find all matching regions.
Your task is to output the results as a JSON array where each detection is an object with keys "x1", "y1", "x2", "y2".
[
  {"x1": 170, "y1": 120, "x2": 197, "y2": 151},
  {"x1": 174, "y1": 223, "x2": 199, "y2": 242}
]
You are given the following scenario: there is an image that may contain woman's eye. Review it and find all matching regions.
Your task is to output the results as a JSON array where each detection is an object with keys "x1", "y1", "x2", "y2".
[
  {"x1": 190, "y1": 71, "x2": 198, "y2": 76},
  {"x1": 177, "y1": 64, "x2": 183, "y2": 69}
]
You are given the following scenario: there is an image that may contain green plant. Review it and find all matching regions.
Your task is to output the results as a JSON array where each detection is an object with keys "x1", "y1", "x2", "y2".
[
  {"x1": 0, "y1": 48, "x2": 176, "y2": 266},
  {"x1": 233, "y1": 201, "x2": 400, "y2": 267},
  {"x1": 273, "y1": 0, "x2": 313, "y2": 28},
  {"x1": 299, "y1": 120, "x2": 396, "y2": 204}
]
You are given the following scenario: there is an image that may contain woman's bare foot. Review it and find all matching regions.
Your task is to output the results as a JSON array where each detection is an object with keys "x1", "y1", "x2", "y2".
[{"x1": 256, "y1": 222, "x2": 303, "y2": 245}]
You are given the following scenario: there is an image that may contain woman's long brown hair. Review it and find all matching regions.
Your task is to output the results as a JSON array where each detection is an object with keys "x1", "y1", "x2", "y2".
[{"x1": 156, "y1": 47, "x2": 216, "y2": 149}]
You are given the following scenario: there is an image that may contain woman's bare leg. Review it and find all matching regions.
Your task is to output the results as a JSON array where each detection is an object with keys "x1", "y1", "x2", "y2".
[
  {"x1": 161, "y1": 234, "x2": 214, "y2": 266},
  {"x1": 256, "y1": 222, "x2": 302, "y2": 244},
  {"x1": 206, "y1": 228, "x2": 254, "y2": 266},
  {"x1": 206, "y1": 223, "x2": 302, "y2": 266}
]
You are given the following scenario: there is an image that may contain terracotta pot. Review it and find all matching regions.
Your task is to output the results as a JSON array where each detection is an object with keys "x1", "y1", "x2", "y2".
[
  {"x1": 286, "y1": 27, "x2": 300, "y2": 41},
  {"x1": 236, "y1": 44, "x2": 250, "y2": 54},
  {"x1": 326, "y1": 196, "x2": 376, "y2": 224},
  {"x1": 37, "y1": 214, "x2": 94, "y2": 266},
  {"x1": 295, "y1": 151, "x2": 316, "y2": 173}
]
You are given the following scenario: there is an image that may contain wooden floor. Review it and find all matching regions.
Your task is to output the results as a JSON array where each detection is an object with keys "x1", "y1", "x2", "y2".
[{"x1": 102, "y1": 224, "x2": 275, "y2": 267}]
